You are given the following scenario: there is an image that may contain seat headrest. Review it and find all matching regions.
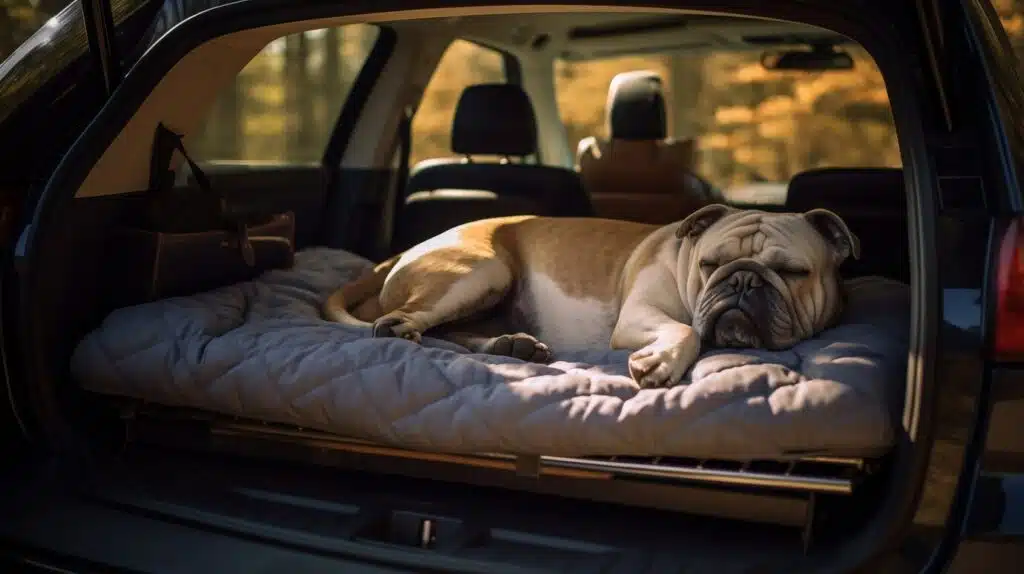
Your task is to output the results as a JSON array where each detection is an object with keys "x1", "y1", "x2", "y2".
[
  {"x1": 786, "y1": 167, "x2": 906, "y2": 211},
  {"x1": 451, "y1": 84, "x2": 538, "y2": 156},
  {"x1": 606, "y1": 71, "x2": 667, "y2": 141}
]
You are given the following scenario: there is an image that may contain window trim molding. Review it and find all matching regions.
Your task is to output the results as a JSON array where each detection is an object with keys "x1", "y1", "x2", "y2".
[{"x1": 322, "y1": 24, "x2": 397, "y2": 167}]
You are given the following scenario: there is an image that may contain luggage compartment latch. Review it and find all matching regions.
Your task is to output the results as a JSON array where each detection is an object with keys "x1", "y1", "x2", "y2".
[
  {"x1": 352, "y1": 510, "x2": 466, "y2": 551},
  {"x1": 418, "y1": 518, "x2": 436, "y2": 549}
]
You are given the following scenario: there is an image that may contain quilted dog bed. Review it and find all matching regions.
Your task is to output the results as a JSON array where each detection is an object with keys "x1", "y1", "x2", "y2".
[{"x1": 70, "y1": 247, "x2": 910, "y2": 460}]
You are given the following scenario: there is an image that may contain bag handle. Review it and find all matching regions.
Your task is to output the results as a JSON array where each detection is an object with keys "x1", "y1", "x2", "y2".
[{"x1": 148, "y1": 123, "x2": 255, "y2": 266}]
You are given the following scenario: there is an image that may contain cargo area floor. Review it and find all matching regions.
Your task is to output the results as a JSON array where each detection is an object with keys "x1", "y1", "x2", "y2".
[{"x1": 1, "y1": 443, "x2": 854, "y2": 573}]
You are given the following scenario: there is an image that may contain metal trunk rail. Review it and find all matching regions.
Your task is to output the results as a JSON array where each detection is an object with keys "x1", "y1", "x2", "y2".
[
  {"x1": 119, "y1": 403, "x2": 871, "y2": 495},
  {"x1": 116, "y1": 401, "x2": 884, "y2": 553}
]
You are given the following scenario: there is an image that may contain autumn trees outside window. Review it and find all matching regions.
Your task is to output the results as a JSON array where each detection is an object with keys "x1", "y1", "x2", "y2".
[
  {"x1": 554, "y1": 49, "x2": 900, "y2": 196},
  {"x1": 190, "y1": 24, "x2": 380, "y2": 164}
]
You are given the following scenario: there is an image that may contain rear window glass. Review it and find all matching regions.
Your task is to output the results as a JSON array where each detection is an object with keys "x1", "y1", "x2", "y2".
[
  {"x1": 0, "y1": 0, "x2": 152, "y2": 125},
  {"x1": 993, "y1": 0, "x2": 1024, "y2": 63},
  {"x1": 190, "y1": 23, "x2": 380, "y2": 165},
  {"x1": 555, "y1": 47, "x2": 901, "y2": 203},
  {"x1": 0, "y1": 0, "x2": 78, "y2": 63}
]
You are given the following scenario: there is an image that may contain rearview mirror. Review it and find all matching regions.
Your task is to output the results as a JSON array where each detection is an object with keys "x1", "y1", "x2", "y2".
[{"x1": 760, "y1": 45, "x2": 854, "y2": 71}]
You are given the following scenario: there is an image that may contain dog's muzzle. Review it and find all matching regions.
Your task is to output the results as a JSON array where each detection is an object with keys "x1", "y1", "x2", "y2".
[{"x1": 695, "y1": 266, "x2": 784, "y2": 349}]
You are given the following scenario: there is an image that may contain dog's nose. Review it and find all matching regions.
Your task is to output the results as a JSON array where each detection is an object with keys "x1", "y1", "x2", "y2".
[{"x1": 729, "y1": 270, "x2": 763, "y2": 294}]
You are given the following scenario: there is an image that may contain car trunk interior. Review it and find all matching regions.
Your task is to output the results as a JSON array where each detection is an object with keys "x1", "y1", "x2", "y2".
[
  {"x1": 47, "y1": 193, "x2": 895, "y2": 571},
  {"x1": 34, "y1": 143, "x2": 904, "y2": 573},
  {"x1": 59, "y1": 440, "x2": 889, "y2": 573},
  {"x1": 10, "y1": 7, "x2": 922, "y2": 573}
]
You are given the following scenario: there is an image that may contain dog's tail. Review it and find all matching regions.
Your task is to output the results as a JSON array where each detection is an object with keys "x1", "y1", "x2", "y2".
[{"x1": 322, "y1": 255, "x2": 401, "y2": 327}]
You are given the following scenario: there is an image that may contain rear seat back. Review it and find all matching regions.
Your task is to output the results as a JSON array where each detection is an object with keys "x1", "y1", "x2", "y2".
[
  {"x1": 785, "y1": 167, "x2": 909, "y2": 284},
  {"x1": 576, "y1": 70, "x2": 710, "y2": 225},
  {"x1": 393, "y1": 84, "x2": 593, "y2": 253}
]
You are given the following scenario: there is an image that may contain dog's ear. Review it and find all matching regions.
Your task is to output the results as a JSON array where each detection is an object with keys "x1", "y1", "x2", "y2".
[
  {"x1": 676, "y1": 203, "x2": 731, "y2": 239},
  {"x1": 803, "y1": 208, "x2": 861, "y2": 261}
]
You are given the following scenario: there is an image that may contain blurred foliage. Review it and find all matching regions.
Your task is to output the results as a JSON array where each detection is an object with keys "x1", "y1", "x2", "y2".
[
  {"x1": 190, "y1": 24, "x2": 380, "y2": 164},
  {"x1": 997, "y1": 0, "x2": 1024, "y2": 54},
  {"x1": 0, "y1": 0, "x2": 159, "y2": 126},
  {"x1": 3, "y1": 5, "x2": 1024, "y2": 187},
  {"x1": 416, "y1": 42, "x2": 899, "y2": 189},
  {"x1": 554, "y1": 49, "x2": 903, "y2": 189},
  {"x1": 409, "y1": 40, "x2": 505, "y2": 166}
]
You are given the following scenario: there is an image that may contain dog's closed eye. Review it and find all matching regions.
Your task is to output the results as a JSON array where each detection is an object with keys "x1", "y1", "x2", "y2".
[{"x1": 778, "y1": 266, "x2": 811, "y2": 278}]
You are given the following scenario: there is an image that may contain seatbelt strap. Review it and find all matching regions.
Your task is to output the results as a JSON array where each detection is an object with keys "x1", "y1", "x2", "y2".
[{"x1": 149, "y1": 122, "x2": 254, "y2": 266}]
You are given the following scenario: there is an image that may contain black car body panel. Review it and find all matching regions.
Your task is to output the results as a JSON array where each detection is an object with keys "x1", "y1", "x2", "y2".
[
  {"x1": 950, "y1": 0, "x2": 1024, "y2": 566},
  {"x1": 0, "y1": 0, "x2": 1022, "y2": 572}
]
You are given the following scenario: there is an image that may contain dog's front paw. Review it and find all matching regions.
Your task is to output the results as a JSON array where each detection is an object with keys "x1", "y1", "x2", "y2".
[
  {"x1": 628, "y1": 345, "x2": 694, "y2": 389},
  {"x1": 485, "y1": 333, "x2": 552, "y2": 363},
  {"x1": 372, "y1": 315, "x2": 422, "y2": 343}
]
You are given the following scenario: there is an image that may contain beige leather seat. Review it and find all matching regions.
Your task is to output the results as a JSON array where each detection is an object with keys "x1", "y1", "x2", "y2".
[{"x1": 576, "y1": 70, "x2": 711, "y2": 225}]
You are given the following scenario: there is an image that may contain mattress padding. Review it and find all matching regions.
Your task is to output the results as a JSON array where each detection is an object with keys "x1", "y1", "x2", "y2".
[{"x1": 71, "y1": 248, "x2": 909, "y2": 459}]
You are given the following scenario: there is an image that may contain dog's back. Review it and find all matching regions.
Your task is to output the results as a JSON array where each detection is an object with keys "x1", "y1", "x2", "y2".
[{"x1": 325, "y1": 215, "x2": 664, "y2": 350}]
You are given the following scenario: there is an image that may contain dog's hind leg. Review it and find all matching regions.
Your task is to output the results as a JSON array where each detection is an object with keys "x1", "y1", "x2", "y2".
[
  {"x1": 433, "y1": 315, "x2": 553, "y2": 364},
  {"x1": 371, "y1": 248, "x2": 513, "y2": 344}
]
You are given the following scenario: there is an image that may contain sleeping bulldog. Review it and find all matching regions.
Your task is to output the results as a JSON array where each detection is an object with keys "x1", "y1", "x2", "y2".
[{"x1": 322, "y1": 204, "x2": 860, "y2": 389}]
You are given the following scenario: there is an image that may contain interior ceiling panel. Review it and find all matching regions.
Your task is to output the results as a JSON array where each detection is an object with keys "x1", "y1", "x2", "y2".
[{"x1": 427, "y1": 11, "x2": 846, "y2": 59}]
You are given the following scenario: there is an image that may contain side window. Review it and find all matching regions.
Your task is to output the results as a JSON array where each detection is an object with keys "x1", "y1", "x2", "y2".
[
  {"x1": 555, "y1": 55, "x2": 674, "y2": 153},
  {"x1": 555, "y1": 50, "x2": 901, "y2": 198},
  {"x1": 409, "y1": 39, "x2": 506, "y2": 166},
  {"x1": 190, "y1": 24, "x2": 380, "y2": 165}
]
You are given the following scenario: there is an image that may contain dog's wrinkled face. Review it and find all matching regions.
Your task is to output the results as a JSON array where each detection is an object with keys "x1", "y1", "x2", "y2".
[{"x1": 677, "y1": 204, "x2": 860, "y2": 350}]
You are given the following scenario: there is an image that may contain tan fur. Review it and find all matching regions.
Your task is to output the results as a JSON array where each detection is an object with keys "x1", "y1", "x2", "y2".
[
  {"x1": 490, "y1": 216, "x2": 657, "y2": 301},
  {"x1": 323, "y1": 216, "x2": 659, "y2": 326},
  {"x1": 322, "y1": 207, "x2": 857, "y2": 388},
  {"x1": 322, "y1": 256, "x2": 400, "y2": 326}
]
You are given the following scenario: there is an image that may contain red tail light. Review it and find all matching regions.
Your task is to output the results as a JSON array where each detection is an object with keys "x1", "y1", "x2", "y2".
[{"x1": 995, "y1": 217, "x2": 1024, "y2": 359}]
